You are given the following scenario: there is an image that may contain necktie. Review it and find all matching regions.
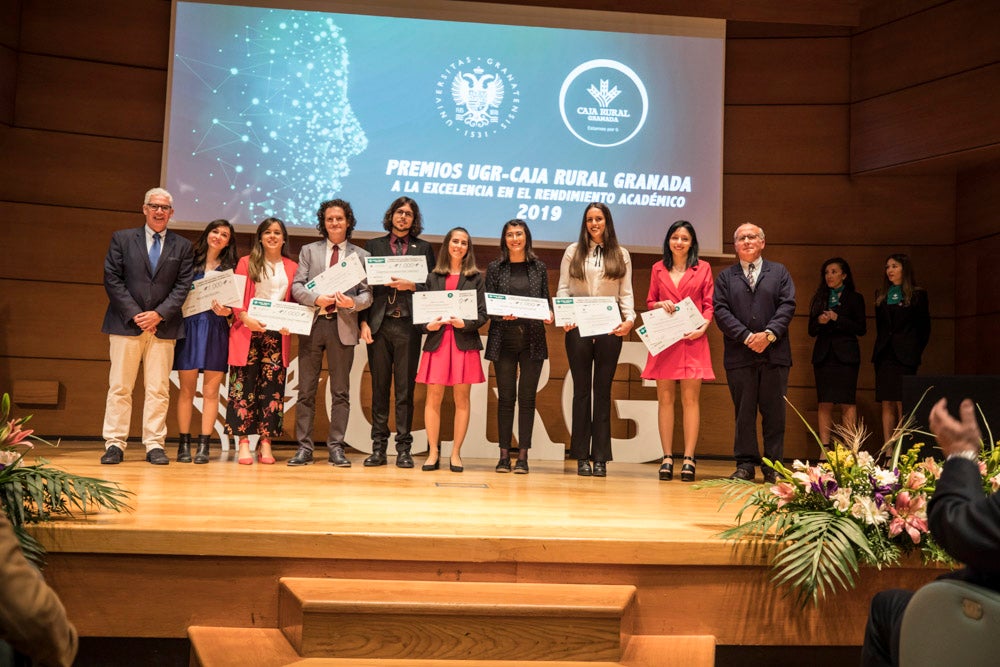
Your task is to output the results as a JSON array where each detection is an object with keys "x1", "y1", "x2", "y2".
[
  {"x1": 747, "y1": 263, "x2": 756, "y2": 291},
  {"x1": 329, "y1": 243, "x2": 340, "y2": 267},
  {"x1": 150, "y1": 232, "x2": 161, "y2": 271}
]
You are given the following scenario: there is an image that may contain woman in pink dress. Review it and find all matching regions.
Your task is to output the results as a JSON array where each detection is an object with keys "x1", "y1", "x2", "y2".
[
  {"x1": 416, "y1": 227, "x2": 487, "y2": 473},
  {"x1": 641, "y1": 220, "x2": 714, "y2": 482}
]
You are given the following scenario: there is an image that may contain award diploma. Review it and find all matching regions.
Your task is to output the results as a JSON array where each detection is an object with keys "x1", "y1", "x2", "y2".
[
  {"x1": 304, "y1": 253, "x2": 367, "y2": 295},
  {"x1": 636, "y1": 297, "x2": 708, "y2": 355},
  {"x1": 181, "y1": 269, "x2": 243, "y2": 318},
  {"x1": 552, "y1": 296, "x2": 621, "y2": 336},
  {"x1": 247, "y1": 298, "x2": 316, "y2": 336},
  {"x1": 364, "y1": 256, "x2": 429, "y2": 285},
  {"x1": 412, "y1": 290, "x2": 478, "y2": 324},
  {"x1": 484, "y1": 293, "x2": 550, "y2": 320}
]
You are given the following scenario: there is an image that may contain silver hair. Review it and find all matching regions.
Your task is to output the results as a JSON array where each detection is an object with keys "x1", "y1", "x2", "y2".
[
  {"x1": 144, "y1": 187, "x2": 173, "y2": 206},
  {"x1": 733, "y1": 223, "x2": 765, "y2": 241}
]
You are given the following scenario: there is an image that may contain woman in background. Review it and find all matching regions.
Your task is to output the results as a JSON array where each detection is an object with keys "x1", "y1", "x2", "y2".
[
  {"x1": 872, "y1": 253, "x2": 930, "y2": 443},
  {"x1": 416, "y1": 227, "x2": 487, "y2": 473},
  {"x1": 641, "y1": 221, "x2": 713, "y2": 482},
  {"x1": 484, "y1": 219, "x2": 552, "y2": 475},
  {"x1": 808, "y1": 257, "x2": 866, "y2": 454},
  {"x1": 557, "y1": 202, "x2": 635, "y2": 477},
  {"x1": 226, "y1": 217, "x2": 297, "y2": 465},
  {"x1": 173, "y1": 219, "x2": 239, "y2": 463}
]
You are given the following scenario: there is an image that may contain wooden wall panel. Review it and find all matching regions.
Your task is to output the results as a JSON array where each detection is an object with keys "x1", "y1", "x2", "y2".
[
  {"x1": 15, "y1": 55, "x2": 166, "y2": 140},
  {"x1": 0, "y1": 46, "x2": 14, "y2": 126},
  {"x1": 723, "y1": 175, "x2": 956, "y2": 246},
  {"x1": 852, "y1": 0, "x2": 1000, "y2": 101},
  {"x1": 954, "y1": 314, "x2": 1000, "y2": 375},
  {"x1": 19, "y1": 0, "x2": 170, "y2": 68},
  {"x1": 724, "y1": 106, "x2": 849, "y2": 174},
  {"x1": 857, "y1": 0, "x2": 949, "y2": 31},
  {"x1": 0, "y1": 280, "x2": 109, "y2": 359},
  {"x1": 954, "y1": 235, "x2": 1000, "y2": 319},
  {"x1": 726, "y1": 38, "x2": 849, "y2": 105},
  {"x1": 851, "y1": 63, "x2": 1000, "y2": 173},
  {"x1": 956, "y1": 161, "x2": 1000, "y2": 243},
  {"x1": 0, "y1": 128, "x2": 160, "y2": 210}
]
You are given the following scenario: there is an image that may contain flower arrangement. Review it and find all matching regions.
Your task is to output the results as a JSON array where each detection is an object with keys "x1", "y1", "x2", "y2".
[
  {"x1": 700, "y1": 393, "x2": 998, "y2": 606},
  {"x1": 1, "y1": 393, "x2": 132, "y2": 566}
]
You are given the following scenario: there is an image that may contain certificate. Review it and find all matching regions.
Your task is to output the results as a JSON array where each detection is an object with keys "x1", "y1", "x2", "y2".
[
  {"x1": 364, "y1": 255, "x2": 429, "y2": 285},
  {"x1": 552, "y1": 296, "x2": 620, "y2": 336},
  {"x1": 304, "y1": 253, "x2": 367, "y2": 295},
  {"x1": 181, "y1": 269, "x2": 243, "y2": 318},
  {"x1": 412, "y1": 290, "x2": 478, "y2": 324},
  {"x1": 484, "y1": 293, "x2": 550, "y2": 320},
  {"x1": 247, "y1": 298, "x2": 315, "y2": 336},
  {"x1": 637, "y1": 297, "x2": 708, "y2": 355}
]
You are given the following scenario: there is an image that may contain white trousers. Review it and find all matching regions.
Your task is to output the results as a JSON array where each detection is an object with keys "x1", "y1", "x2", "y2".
[{"x1": 102, "y1": 333, "x2": 175, "y2": 451}]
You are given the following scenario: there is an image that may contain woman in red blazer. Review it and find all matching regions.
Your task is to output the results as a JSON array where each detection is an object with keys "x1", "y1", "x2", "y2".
[{"x1": 226, "y1": 217, "x2": 298, "y2": 465}]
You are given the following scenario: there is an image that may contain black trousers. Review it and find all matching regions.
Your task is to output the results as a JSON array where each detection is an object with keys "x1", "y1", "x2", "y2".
[
  {"x1": 861, "y1": 588, "x2": 913, "y2": 667},
  {"x1": 367, "y1": 316, "x2": 421, "y2": 452},
  {"x1": 726, "y1": 362, "x2": 789, "y2": 469},
  {"x1": 565, "y1": 328, "x2": 622, "y2": 462},
  {"x1": 493, "y1": 325, "x2": 544, "y2": 450}
]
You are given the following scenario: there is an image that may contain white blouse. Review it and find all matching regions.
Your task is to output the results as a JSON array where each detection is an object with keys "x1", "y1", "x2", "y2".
[
  {"x1": 254, "y1": 260, "x2": 289, "y2": 301},
  {"x1": 556, "y1": 241, "x2": 636, "y2": 322}
]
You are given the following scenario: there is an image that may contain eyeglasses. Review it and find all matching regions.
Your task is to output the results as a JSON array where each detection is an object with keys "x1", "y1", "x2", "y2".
[
  {"x1": 394, "y1": 210, "x2": 414, "y2": 219},
  {"x1": 735, "y1": 234, "x2": 759, "y2": 243},
  {"x1": 145, "y1": 203, "x2": 173, "y2": 212}
]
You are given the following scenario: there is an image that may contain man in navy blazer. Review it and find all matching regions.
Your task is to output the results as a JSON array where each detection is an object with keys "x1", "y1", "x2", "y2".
[
  {"x1": 862, "y1": 397, "x2": 999, "y2": 666},
  {"x1": 713, "y1": 223, "x2": 796, "y2": 482},
  {"x1": 288, "y1": 199, "x2": 372, "y2": 467},
  {"x1": 100, "y1": 188, "x2": 194, "y2": 465},
  {"x1": 359, "y1": 197, "x2": 436, "y2": 469}
]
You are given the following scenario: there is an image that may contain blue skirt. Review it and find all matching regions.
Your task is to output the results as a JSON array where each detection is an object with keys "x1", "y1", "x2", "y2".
[{"x1": 173, "y1": 311, "x2": 230, "y2": 372}]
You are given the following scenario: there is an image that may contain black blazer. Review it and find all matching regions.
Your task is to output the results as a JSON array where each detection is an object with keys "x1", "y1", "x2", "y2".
[
  {"x1": 483, "y1": 258, "x2": 550, "y2": 362},
  {"x1": 361, "y1": 233, "x2": 437, "y2": 335},
  {"x1": 872, "y1": 289, "x2": 930, "y2": 367},
  {"x1": 808, "y1": 290, "x2": 867, "y2": 365},
  {"x1": 419, "y1": 271, "x2": 487, "y2": 352},
  {"x1": 713, "y1": 259, "x2": 796, "y2": 370},
  {"x1": 102, "y1": 227, "x2": 194, "y2": 339}
]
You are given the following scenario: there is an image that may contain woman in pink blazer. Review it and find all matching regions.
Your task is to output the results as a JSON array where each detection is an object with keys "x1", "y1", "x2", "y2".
[
  {"x1": 226, "y1": 217, "x2": 298, "y2": 465},
  {"x1": 641, "y1": 221, "x2": 714, "y2": 482}
]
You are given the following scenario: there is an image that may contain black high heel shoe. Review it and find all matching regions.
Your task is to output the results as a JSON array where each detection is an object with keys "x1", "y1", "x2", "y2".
[
  {"x1": 658, "y1": 455, "x2": 674, "y2": 481},
  {"x1": 422, "y1": 455, "x2": 440, "y2": 471},
  {"x1": 449, "y1": 460, "x2": 464, "y2": 473},
  {"x1": 680, "y1": 456, "x2": 697, "y2": 482}
]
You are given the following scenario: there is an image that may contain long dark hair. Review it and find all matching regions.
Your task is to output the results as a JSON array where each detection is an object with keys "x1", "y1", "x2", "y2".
[
  {"x1": 248, "y1": 217, "x2": 291, "y2": 283},
  {"x1": 875, "y1": 253, "x2": 920, "y2": 306},
  {"x1": 568, "y1": 202, "x2": 626, "y2": 281},
  {"x1": 810, "y1": 257, "x2": 855, "y2": 312},
  {"x1": 381, "y1": 196, "x2": 423, "y2": 237},
  {"x1": 661, "y1": 220, "x2": 699, "y2": 270},
  {"x1": 498, "y1": 219, "x2": 537, "y2": 263},
  {"x1": 193, "y1": 219, "x2": 238, "y2": 272},
  {"x1": 315, "y1": 198, "x2": 357, "y2": 240},
  {"x1": 432, "y1": 227, "x2": 479, "y2": 277}
]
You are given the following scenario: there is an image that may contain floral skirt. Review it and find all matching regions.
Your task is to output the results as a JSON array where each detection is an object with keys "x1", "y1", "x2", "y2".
[{"x1": 225, "y1": 331, "x2": 286, "y2": 437}]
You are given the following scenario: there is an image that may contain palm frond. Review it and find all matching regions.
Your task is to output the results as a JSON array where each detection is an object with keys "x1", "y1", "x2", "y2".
[
  {"x1": 976, "y1": 402, "x2": 994, "y2": 453},
  {"x1": 2, "y1": 464, "x2": 133, "y2": 525},
  {"x1": 883, "y1": 386, "x2": 935, "y2": 468}
]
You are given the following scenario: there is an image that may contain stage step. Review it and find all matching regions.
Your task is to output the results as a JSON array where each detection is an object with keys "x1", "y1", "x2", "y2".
[
  {"x1": 278, "y1": 578, "x2": 637, "y2": 662},
  {"x1": 189, "y1": 627, "x2": 715, "y2": 667}
]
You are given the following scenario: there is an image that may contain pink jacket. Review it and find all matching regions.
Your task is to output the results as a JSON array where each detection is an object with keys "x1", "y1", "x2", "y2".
[{"x1": 228, "y1": 255, "x2": 298, "y2": 367}]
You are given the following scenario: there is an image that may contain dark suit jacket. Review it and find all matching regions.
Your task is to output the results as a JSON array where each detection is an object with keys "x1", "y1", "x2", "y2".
[
  {"x1": 713, "y1": 259, "x2": 796, "y2": 370},
  {"x1": 483, "y1": 258, "x2": 550, "y2": 362},
  {"x1": 928, "y1": 457, "x2": 1000, "y2": 591},
  {"x1": 362, "y1": 233, "x2": 436, "y2": 335},
  {"x1": 419, "y1": 272, "x2": 487, "y2": 352},
  {"x1": 101, "y1": 227, "x2": 194, "y2": 339},
  {"x1": 808, "y1": 289, "x2": 867, "y2": 365},
  {"x1": 872, "y1": 289, "x2": 930, "y2": 367}
]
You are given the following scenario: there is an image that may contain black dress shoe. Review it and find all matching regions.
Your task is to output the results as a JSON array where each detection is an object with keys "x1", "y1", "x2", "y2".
[
  {"x1": 364, "y1": 450, "x2": 387, "y2": 467},
  {"x1": 146, "y1": 448, "x2": 170, "y2": 465},
  {"x1": 328, "y1": 446, "x2": 351, "y2": 467},
  {"x1": 592, "y1": 461, "x2": 607, "y2": 477},
  {"x1": 513, "y1": 460, "x2": 529, "y2": 475},
  {"x1": 100, "y1": 445, "x2": 124, "y2": 465},
  {"x1": 287, "y1": 447, "x2": 314, "y2": 466},
  {"x1": 729, "y1": 467, "x2": 755, "y2": 481},
  {"x1": 577, "y1": 460, "x2": 593, "y2": 477},
  {"x1": 762, "y1": 469, "x2": 779, "y2": 484},
  {"x1": 396, "y1": 451, "x2": 414, "y2": 469}
]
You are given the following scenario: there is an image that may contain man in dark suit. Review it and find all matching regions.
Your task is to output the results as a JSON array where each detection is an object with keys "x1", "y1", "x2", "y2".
[
  {"x1": 100, "y1": 188, "x2": 194, "y2": 465},
  {"x1": 359, "y1": 197, "x2": 436, "y2": 468},
  {"x1": 713, "y1": 223, "x2": 796, "y2": 483},
  {"x1": 862, "y1": 397, "x2": 998, "y2": 666},
  {"x1": 288, "y1": 199, "x2": 372, "y2": 467}
]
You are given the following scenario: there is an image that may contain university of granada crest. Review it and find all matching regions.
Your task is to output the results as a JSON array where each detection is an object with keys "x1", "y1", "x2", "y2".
[
  {"x1": 451, "y1": 66, "x2": 504, "y2": 127},
  {"x1": 435, "y1": 56, "x2": 519, "y2": 138}
]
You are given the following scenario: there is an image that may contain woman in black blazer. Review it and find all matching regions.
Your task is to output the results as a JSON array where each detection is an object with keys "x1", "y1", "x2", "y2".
[
  {"x1": 808, "y1": 257, "x2": 866, "y2": 454},
  {"x1": 415, "y1": 227, "x2": 488, "y2": 472},
  {"x1": 484, "y1": 219, "x2": 553, "y2": 474},
  {"x1": 872, "y1": 253, "x2": 931, "y2": 443}
]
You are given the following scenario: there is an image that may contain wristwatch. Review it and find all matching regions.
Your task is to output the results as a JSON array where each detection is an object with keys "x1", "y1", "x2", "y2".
[{"x1": 765, "y1": 330, "x2": 777, "y2": 343}]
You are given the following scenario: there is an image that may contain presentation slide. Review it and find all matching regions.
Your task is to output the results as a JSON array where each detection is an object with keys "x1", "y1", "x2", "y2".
[{"x1": 165, "y1": 1, "x2": 725, "y2": 252}]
